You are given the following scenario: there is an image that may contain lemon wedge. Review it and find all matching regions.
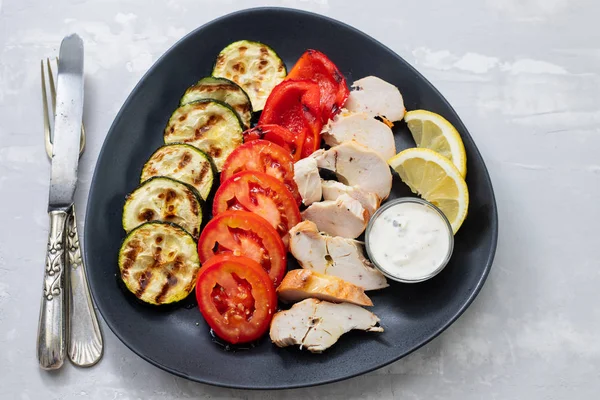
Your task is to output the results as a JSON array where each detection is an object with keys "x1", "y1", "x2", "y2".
[
  {"x1": 404, "y1": 110, "x2": 467, "y2": 177},
  {"x1": 388, "y1": 148, "x2": 469, "y2": 233}
]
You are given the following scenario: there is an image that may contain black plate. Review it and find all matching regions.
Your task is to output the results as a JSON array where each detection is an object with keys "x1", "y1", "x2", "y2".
[{"x1": 85, "y1": 7, "x2": 498, "y2": 390}]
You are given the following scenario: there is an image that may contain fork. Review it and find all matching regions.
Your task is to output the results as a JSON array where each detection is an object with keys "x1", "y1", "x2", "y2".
[{"x1": 41, "y1": 58, "x2": 103, "y2": 367}]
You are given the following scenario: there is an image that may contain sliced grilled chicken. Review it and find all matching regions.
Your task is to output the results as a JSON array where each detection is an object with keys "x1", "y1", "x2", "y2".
[
  {"x1": 301, "y1": 194, "x2": 368, "y2": 239},
  {"x1": 289, "y1": 221, "x2": 388, "y2": 290},
  {"x1": 277, "y1": 269, "x2": 373, "y2": 306},
  {"x1": 345, "y1": 76, "x2": 406, "y2": 122},
  {"x1": 321, "y1": 180, "x2": 381, "y2": 218},
  {"x1": 270, "y1": 298, "x2": 383, "y2": 353},
  {"x1": 322, "y1": 111, "x2": 396, "y2": 160},
  {"x1": 293, "y1": 157, "x2": 322, "y2": 206},
  {"x1": 311, "y1": 141, "x2": 393, "y2": 200}
]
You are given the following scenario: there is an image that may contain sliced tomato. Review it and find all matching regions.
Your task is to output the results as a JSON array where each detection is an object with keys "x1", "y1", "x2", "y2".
[
  {"x1": 212, "y1": 171, "x2": 301, "y2": 246},
  {"x1": 221, "y1": 140, "x2": 301, "y2": 206},
  {"x1": 286, "y1": 49, "x2": 349, "y2": 122},
  {"x1": 243, "y1": 124, "x2": 304, "y2": 162},
  {"x1": 197, "y1": 210, "x2": 287, "y2": 286},
  {"x1": 258, "y1": 80, "x2": 323, "y2": 159},
  {"x1": 196, "y1": 254, "x2": 277, "y2": 344}
]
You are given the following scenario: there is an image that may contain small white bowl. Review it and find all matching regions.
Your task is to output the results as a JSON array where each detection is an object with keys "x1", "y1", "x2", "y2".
[{"x1": 364, "y1": 197, "x2": 454, "y2": 283}]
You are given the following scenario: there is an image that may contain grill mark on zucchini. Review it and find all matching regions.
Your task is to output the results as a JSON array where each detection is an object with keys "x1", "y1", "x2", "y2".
[
  {"x1": 168, "y1": 273, "x2": 179, "y2": 285},
  {"x1": 178, "y1": 152, "x2": 192, "y2": 169},
  {"x1": 164, "y1": 100, "x2": 243, "y2": 171},
  {"x1": 141, "y1": 144, "x2": 215, "y2": 201},
  {"x1": 186, "y1": 190, "x2": 199, "y2": 216},
  {"x1": 165, "y1": 189, "x2": 176, "y2": 202},
  {"x1": 122, "y1": 177, "x2": 203, "y2": 238},
  {"x1": 136, "y1": 270, "x2": 153, "y2": 298},
  {"x1": 241, "y1": 103, "x2": 251, "y2": 114},
  {"x1": 137, "y1": 246, "x2": 161, "y2": 297},
  {"x1": 212, "y1": 40, "x2": 286, "y2": 111},
  {"x1": 146, "y1": 167, "x2": 158, "y2": 176},
  {"x1": 232, "y1": 63, "x2": 245, "y2": 73},
  {"x1": 173, "y1": 255, "x2": 184, "y2": 271},
  {"x1": 207, "y1": 147, "x2": 222, "y2": 159},
  {"x1": 194, "y1": 162, "x2": 210, "y2": 187},
  {"x1": 194, "y1": 114, "x2": 223, "y2": 140},
  {"x1": 118, "y1": 222, "x2": 200, "y2": 305},
  {"x1": 139, "y1": 209, "x2": 155, "y2": 222},
  {"x1": 180, "y1": 77, "x2": 253, "y2": 129},
  {"x1": 155, "y1": 272, "x2": 178, "y2": 304},
  {"x1": 122, "y1": 240, "x2": 142, "y2": 271}
]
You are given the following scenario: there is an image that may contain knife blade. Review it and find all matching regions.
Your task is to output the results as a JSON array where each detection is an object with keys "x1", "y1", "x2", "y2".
[
  {"x1": 49, "y1": 34, "x2": 85, "y2": 209},
  {"x1": 37, "y1": 34, "x2": 85, "y2": 370}
]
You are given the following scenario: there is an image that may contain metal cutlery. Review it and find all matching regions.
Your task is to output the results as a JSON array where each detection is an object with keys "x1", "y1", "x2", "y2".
[
  {"x1": 41, "y1": 58, "x2": 85, "y2": 158},
  {"x1": 38, "y1": 35, "x2": 103, "y2": 369},
  {"x1": 65, "y1": 205, "x2": 103, "y2": 367}
]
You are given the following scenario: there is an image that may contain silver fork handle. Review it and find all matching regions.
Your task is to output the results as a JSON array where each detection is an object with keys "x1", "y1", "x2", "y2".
[
  {"x1": 67, "y1": 207, "x2": 103, "y2": 367},
  {"x1": 37, "y1": 210, "x2": 68, "y2": 370}
]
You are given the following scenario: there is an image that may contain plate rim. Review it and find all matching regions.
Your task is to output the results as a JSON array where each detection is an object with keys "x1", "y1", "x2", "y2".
[{"x1": 84, "y1": 6, "x2": 498, "y2": 390}]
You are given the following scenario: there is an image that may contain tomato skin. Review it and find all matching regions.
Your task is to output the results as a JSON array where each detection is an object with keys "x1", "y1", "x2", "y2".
[
  {"x1": 197, "y1": 210, "x2": 287, "y2": 286},
  {"x1": 286, "y1": 49, "x2": 349, "y2": 122},
  {"x1": 258, "y1": 80, "x2": 323, "y2": 159},
  {"x1": 212, "y1": 171, "x2": 301, "y2": 246},
  {"x1": 221, "y1": 140, "x2": 301, "y2": 206},
  {"x1": 196, "y1": 254, "x2": 277, "y2": 344},
  {"x1": 243, "y1": 124, "x2": 304, "y2": 162}
]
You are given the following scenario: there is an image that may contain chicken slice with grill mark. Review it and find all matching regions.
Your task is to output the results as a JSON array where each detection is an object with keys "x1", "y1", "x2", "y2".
[
  {"x1": 277, "y1": 269, "x2": 373, "y2": 306},
  {"x1": 270, "y1": 298, "x2": 383, "y2": 353},
  {"x1": 322, "y1": 111, "x2": 396, "y2": 160},
  {"x1": 311, "y1": 141, "x2": 392, "y2": 200},
  {"x1": 301, "y1": 194, "x2": 368, "y2": 239},
  {"x1": 345, "y1": 76, "x2": 406, "y2": 122},
  {"x1": 321, "y1": 180, "x2": 381, "y2": 218},
  {"x1": 289, "y1": 221, "x2": 388, "y2": 290}
]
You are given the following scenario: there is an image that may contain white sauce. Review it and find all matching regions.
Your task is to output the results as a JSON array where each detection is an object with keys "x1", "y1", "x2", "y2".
[{"x1": 367, "y1": 201, "x2": 451, "y2": 281}]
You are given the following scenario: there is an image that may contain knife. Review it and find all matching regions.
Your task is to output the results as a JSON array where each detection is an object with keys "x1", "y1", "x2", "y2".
[{"x1": 37, "y1": 34, "x2": 85, "y2": 370}]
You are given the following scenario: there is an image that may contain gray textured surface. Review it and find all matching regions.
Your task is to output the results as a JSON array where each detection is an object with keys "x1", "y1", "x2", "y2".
[{"x1": 1, "y1": 0, "x2": 599, "y2": 398}]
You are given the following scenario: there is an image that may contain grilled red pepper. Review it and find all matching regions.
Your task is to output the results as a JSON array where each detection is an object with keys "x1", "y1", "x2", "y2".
[
  {"x1": 258, "y1": 80, "x2": 323, "y2": 159},
  {"x1": 286, "y1": 49, "x2": 349, "y2": 122},
  {"x1": 242, "y1": 124, "x2": 304, "y2": 162}
]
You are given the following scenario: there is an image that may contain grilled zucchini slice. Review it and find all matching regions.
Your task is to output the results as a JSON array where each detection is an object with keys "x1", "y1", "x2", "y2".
[
  {"x1": 122, "y1": 177, "x2": 202, "y2": 238},
  {"x1": 212, "y1": 40, "x2": 286, "y2": 111},
  {"x1": 180, "y1": 77, "x2": 252, "y2": 129},
  {"x1": 118, "y1": 222, "x2": 200, "y2": 305},
  {"x1": 164, "y1": 100, "x2": 243, "y2": 171},
  {"x1": 140, "y1": 144, "x2": 215, "y2": 200}
]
